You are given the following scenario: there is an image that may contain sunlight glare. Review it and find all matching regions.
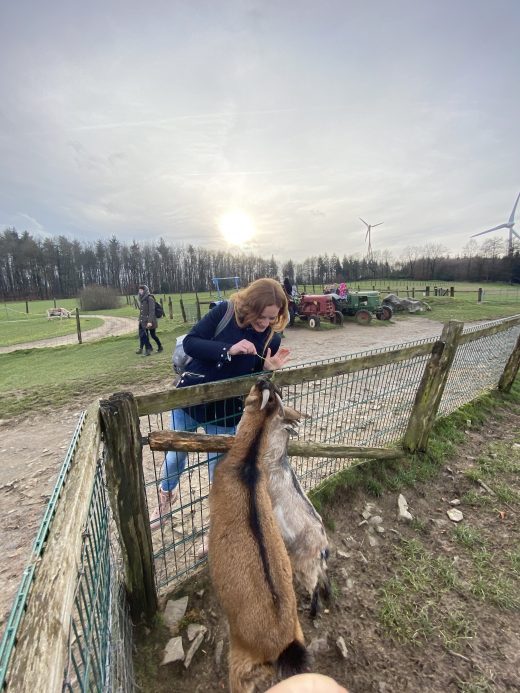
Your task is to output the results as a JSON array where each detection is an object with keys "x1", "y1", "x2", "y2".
[{"x1": 218, "y1": 210, "x2": 256, "y2": 246}]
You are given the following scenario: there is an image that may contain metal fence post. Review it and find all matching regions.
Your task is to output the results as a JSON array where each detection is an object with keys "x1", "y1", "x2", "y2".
[
  {"x1": 403, "y1": 320, "x2": 464, "y2": 453},
  {"x1": 99, "y1": 392, "x2": 158, "y2": 622},
  {"x1": 498, "y1": 332, "x2": 520, "y2": 392}
]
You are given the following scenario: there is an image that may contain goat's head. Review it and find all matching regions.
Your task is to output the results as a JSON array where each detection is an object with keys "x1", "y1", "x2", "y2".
[
  {"x1": 243, "y1": 377, "x2": 283, "y2": 416},
  {"x1": 241, "y1": 378, "x2": 306, "y2": 464}
]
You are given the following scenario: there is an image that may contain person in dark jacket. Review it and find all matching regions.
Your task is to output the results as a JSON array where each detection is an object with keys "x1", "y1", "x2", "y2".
[
  {"x1": 150, "y1": 277, "x2": 290, "y2": 532},
  {"x1": 136, "y1": 284, "x2": 163, "y2": 355}
]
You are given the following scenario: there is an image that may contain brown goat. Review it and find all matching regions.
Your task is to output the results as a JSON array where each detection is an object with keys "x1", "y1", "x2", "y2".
[{"x1": 209, "y1": 379, "x2": 308, "y2": 693}]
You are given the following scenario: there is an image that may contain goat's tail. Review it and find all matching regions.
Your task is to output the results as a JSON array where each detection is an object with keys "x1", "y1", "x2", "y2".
[{"x1": 276, "y1": 640, "x2": 309, "y2": 679}]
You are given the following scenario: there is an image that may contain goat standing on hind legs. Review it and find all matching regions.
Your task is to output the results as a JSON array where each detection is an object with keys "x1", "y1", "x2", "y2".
[{"x1": 209, "y1": 379, "x2": 309, "y2": 693}]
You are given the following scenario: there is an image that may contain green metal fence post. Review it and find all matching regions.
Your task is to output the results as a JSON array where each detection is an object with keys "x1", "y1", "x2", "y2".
[
  {"x1": 403, "y1": 320, "x2": 464, "y2": 453},
  {"x1": 99, "y1": 392, "x2": 158, "y2": 623}
]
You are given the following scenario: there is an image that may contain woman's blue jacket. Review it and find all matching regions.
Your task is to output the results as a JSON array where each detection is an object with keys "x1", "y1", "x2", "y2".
[{"x1": 177, "y1": 301, "x2": 281, "y2": 426}]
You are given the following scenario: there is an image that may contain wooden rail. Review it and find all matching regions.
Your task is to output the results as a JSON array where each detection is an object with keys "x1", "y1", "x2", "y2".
[
  {"x1": 147, "y1": 430, "x2": 406, "y2": 460},
  {"x1": 135, "y1": 315, "x2": 520, "y2": 416}
]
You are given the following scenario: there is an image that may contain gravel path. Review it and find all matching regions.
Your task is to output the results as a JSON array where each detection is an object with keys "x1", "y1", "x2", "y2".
[{"x1": 0, "y1": 315, "x2": 137, "y2": 354}]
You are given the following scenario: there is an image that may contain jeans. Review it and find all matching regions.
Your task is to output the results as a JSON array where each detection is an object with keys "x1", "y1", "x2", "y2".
[
  {"x1": 160, "y1": 408, "x2": 236, "y2": 492},
  {"x1": 138, "y1": 323, "x2": 152, "y2": 350}
]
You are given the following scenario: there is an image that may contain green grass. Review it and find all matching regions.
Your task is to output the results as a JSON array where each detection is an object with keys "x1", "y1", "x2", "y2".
[
  {"x1": 0, "y1": 315, "x2": 104, "y2": 346},
  {"x1": 378, "y1": 538, "x2": 466, "y2": 646},
  {"x1": 0, "y1": 330, "x2": 186, "y2": 418}
]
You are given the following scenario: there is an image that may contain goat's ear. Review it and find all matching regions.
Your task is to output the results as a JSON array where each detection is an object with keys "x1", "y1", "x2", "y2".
[{"x1": 283, "y1": 405, "x2": 309, "y2": 421}]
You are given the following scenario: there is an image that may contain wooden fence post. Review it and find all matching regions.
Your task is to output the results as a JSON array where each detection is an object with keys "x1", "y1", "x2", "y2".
[
  {"x1": 99, "y1": 392, "x2": 158, "y2": 622},
  {"x1": 478, "y1": 287, "x2": 483, "y2": 303},
  {"x1": 450, "y1": 286, "x2": 455, "y2": 297},
  {"x1": 195, "y1": 293, "x2": 202, "y2": 321},
  {"x1": 75, "y1": 307, "x2": 82, "y2": 344},
  {"x1": 179, "y1": 295, "x2": 187, "y2": 322},
  {"x1": 498, "y1": 332, "x2": 520, "y2": 392},
  {"x1": 403, "y1": 320, "x2": 464, "y2": 453},
  {"x1": 425, "y1": 286, "x2": 430, "y2": 296},
  {"x1": 168, "y1": 296, "x2": 173, "y2": 319}
]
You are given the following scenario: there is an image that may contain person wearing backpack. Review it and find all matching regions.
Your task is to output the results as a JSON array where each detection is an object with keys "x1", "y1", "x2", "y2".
[
  {"x1": 150, "y1": 278, "x2": 291, "y2": 537},
  {"x1": 136, "y1": 284, "x2": 163, "y2": 355}
]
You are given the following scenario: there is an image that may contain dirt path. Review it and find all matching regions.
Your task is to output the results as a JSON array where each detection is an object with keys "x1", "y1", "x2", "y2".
[
  {"x1": 0, "y1": 315, "x2": 137, "y2": 354},
  {"x1": 0, "y1": 316, "x2": 445, "y2": 635}
]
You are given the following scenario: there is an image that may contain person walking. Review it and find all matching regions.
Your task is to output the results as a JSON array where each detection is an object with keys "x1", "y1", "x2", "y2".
[
  {"x1": 136, "y1": 284, "x2": 162, "y2": 355},
  {"x1": 150, "y1": 277, "x2": 291, "y2": 537}
]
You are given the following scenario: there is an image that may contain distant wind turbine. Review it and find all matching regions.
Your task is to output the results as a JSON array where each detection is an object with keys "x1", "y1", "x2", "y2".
[
  {"x1": 471, "y1": 191, "x2": 520, "y2": 255},
  {"x1": 359, "y1": 217, "x2": 383, "y2": 261}
]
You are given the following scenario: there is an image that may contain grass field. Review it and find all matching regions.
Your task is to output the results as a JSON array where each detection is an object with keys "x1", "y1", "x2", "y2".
[{"x1": 0, "y1": 281, "x2": 519, "y2": 419}]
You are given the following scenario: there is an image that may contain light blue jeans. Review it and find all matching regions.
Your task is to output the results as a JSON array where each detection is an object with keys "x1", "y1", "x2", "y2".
[{"x1": 160, "y1": 408, "x2": 236, "y2": 492}]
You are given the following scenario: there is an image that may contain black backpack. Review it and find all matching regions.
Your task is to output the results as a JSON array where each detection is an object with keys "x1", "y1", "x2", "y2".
[{"x1": 151, "y1": 296, "x2": 164, "y2": 319}]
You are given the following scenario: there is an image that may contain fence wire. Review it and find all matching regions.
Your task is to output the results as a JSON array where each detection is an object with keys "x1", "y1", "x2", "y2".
[
  {"x1": 62, "y1": 460, "x2": 134, "y2": 693},
  {"x1": 142, "y1": 320, "x2": 519, "y2": 594}
]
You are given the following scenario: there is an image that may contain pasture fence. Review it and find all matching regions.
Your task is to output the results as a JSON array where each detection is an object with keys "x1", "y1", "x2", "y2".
[{"x1": 1, "y1": 315, "x2": 520, "y2": 691}]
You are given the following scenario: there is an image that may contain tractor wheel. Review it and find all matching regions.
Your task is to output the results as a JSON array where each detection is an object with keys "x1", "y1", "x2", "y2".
[
  {"x1": 308, "y1": 316, "x2": 321, "y2": 329},
  {"x1": 356, "y1": 309, "x2": 372, "y2": 325},
  {"x1": 381, "y1": 305, "x2": 393, "y2": 321},
  {"x1": 331, "y1": 310, "x2": 343, "y2": 326}
]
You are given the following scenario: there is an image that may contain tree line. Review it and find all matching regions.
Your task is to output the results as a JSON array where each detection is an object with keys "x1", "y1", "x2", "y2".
[{"x1": 1, "y1": 228, "x2": 519, "y2": 300}]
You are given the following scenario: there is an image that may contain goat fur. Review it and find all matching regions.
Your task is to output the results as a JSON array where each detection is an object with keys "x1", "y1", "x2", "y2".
[
  {"x1": 209, "y1": 379, "x2": 308, "y2": 693},
  {"x1": 256, "y1": 397, "x2": 331, "y2": 616}
]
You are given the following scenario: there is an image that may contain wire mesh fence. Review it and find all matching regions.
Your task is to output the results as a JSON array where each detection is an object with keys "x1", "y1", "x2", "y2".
[
  {"x1": 141, "y1": 318, "x2": 520, "y2": 595},
  {"x1": 62, "y1": 460, "x2": 134, "y2": 693}
]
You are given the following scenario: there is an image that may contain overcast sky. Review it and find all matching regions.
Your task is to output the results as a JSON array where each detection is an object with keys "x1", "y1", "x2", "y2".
[{"x1": 1, "y1": 1, "x2": 518, "y2": 262}]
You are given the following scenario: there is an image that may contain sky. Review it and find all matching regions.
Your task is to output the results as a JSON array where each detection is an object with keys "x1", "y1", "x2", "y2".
[{"x1": 0, "y1": 0, "x2": 519, "y2": 263}]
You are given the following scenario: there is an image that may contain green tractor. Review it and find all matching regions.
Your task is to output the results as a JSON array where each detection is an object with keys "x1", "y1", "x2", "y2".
[{"x1": 331, "y1": 290, "x2": 393, "y2": 325}]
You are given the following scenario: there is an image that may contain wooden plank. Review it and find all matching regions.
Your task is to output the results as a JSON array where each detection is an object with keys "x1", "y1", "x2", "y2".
[
  {"x1": 136, "y1": 341, "x2": 435, "y2": 416},
  {"x1": 148, "y1": 430, "x2": 405, "y2": 460},
  {"x1": 459, "y1": 314, "x2": 520, "y2": 344},
  {"x1": 134, "y1": 315, "x2": 520, "y2": 417},
  {"x1": 99, "y1": 392, "x2": 158, "y2": 622},
  {"x1": 6, "y1": 402, "x2": 101, "y2": 692}
]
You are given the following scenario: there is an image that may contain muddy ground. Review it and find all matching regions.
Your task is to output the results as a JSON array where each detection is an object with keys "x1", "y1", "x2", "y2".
[{"x1": 135, "y1": 400, "x2": 520, "y2": 693}]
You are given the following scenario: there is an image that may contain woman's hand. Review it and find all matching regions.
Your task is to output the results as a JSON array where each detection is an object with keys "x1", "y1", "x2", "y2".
[
  {"x1": 228, "y1": 339, "x2": 257, "y2": 356},
  {"x1": 265, "y1": 673, "x2": 348, "y2": 693},
  {"x1": 263, "y1": 347, "x2": 291, "y2": 371}
]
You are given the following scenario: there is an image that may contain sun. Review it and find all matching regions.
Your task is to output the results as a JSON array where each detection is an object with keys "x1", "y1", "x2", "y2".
[{"x1": 218, "y1": 210, "x2": 256, "y2": 246}]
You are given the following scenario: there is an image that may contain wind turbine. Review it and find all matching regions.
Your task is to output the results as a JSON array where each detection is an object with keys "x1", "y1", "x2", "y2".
[
  {"x1": 471, "y1": 191, "x2": 520, "y2": 255},
  {"x1": 359, "y1": 218, "x2": 383, "y2": 262}
]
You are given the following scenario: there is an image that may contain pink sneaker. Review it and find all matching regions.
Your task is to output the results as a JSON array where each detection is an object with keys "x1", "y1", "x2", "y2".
[{"x1": 150, "y1": 488, "x2": 178, "y2": 531}]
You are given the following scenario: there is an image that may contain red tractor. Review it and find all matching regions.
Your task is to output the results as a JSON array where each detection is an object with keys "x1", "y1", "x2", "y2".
[{"x1": 293, "y1": 294, "x2": 343, "y2": 329}]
